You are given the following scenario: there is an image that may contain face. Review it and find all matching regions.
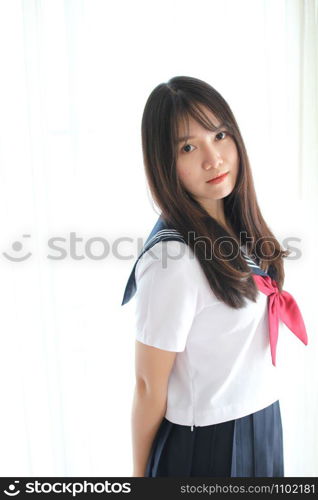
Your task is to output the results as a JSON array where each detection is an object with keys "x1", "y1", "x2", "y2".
[{"x1": 175, "y1": 106, "x2": 240, "y2": 218}]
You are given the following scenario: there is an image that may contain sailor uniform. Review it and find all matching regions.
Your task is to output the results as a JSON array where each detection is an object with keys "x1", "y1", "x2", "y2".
[{"x1": 121, "y1": 215, "x2": 308, "y2": 477}]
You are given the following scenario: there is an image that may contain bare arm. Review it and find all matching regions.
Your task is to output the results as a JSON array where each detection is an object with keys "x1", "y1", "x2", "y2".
[{"x1": 131, "y1": 339, "x2": 177, "y2": 477}]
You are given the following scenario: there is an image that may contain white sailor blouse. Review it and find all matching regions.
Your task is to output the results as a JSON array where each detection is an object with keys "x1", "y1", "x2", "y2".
[{"x1": 121, "y1": 215, "x2": 308, "y2": 429}]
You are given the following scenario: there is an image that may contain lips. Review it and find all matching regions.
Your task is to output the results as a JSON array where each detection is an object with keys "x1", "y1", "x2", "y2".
[{"x1": 207, "y1": 172, "x2": 229, "y2": 182}]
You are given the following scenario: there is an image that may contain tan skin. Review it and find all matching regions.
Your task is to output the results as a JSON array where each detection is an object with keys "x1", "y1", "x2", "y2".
[
  {"x1": 132, "y1": 106, "x2": 240, "y2": 476},
  {"x1": 176, "y1": 107, "x2": 240, "y2": 234}
]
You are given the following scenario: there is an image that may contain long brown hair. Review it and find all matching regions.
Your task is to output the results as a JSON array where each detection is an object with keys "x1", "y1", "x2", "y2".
[{"x1": 141, "y1": 76, "x2": 289, "y2": 308}]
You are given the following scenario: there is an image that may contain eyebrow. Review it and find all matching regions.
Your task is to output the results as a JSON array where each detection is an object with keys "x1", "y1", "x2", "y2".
[{"x1": 176, "y1": 123, "x2": 227, "y2": 143}]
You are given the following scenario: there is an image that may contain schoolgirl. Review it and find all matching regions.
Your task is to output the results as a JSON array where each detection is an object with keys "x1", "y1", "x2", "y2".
[{"x1": 122, "y1": 76, "x2": 308, "y2": 477}]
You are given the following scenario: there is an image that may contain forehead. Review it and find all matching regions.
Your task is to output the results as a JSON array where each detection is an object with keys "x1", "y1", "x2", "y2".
[{"x1": 177, "y1": 106, "x2": 221, "y2": 134}]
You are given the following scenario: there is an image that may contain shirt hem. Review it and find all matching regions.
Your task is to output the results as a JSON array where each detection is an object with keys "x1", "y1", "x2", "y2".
[{"x1": 164, "y1": 393, "x2": 281, "y2": 426}]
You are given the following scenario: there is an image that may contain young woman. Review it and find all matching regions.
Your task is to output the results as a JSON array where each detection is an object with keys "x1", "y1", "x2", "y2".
[{"x1": 121, "y1": 76, "x2": 308, "y2": 477}]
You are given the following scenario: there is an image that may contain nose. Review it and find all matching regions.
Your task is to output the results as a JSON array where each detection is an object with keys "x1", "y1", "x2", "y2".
[{"x1": 202, "y1": 146, "x2": 223, "y2": 170}]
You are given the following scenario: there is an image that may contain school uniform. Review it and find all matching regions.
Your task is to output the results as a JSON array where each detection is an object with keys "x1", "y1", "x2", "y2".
[{"x1": 121, "y1": 215, "x2": 308, "y2": 477}]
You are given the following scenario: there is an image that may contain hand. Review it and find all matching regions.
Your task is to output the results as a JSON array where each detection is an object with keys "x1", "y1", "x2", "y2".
[{"x1": 132, "y1": 469, "x2": 146, "y2": 477}]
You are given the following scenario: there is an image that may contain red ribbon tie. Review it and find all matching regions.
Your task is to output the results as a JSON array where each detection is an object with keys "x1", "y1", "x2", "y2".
[{"x1": 252, "y1": 274, "x2": 308, "y2": 366}]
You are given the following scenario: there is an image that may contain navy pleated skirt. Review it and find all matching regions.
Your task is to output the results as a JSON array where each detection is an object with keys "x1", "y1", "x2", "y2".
[{"x1": 145, "y1": 400, "x2": 284, "y2": 477}]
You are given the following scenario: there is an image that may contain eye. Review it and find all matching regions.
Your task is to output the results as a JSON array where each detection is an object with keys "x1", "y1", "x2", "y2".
[
  {"x1": 181, "y1": 143, "x2": 195, "y2": 153},
  {"x1": 180, "y1": 131, "x2": 228, "y2": 154},
  {"x1": 215, "y1": 131, "x2": 227, "y2": 141}
]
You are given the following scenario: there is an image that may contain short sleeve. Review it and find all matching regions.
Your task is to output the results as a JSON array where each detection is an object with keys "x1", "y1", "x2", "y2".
[{"x1": 133, "y1": 240, "x2": 200, "y2": 352}]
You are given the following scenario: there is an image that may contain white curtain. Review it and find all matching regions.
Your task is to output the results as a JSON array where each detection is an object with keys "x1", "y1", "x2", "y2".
[{"x1": 0, "y1": 0, "x2": 317, "y2": 476}]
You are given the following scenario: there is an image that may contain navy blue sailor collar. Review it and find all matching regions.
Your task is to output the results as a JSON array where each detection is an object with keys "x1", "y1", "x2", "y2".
[{"x1": 121, "y1": 214, "x2": 269, "y2": 306}]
